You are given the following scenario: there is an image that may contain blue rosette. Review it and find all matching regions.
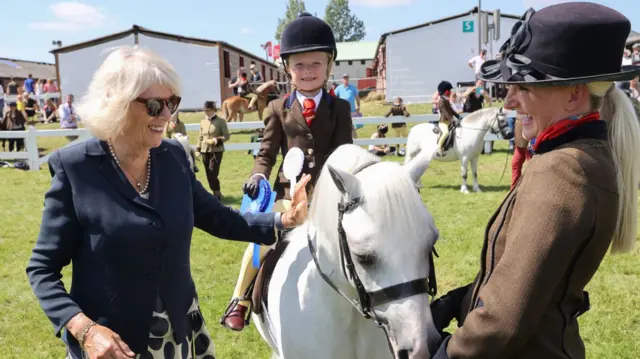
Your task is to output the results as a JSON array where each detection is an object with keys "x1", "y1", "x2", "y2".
[{"x1": 240, "y1": 179, "x2": 277, "y2": 268}]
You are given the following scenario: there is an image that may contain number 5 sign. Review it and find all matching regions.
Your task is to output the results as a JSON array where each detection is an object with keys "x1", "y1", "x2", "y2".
[{"x1": 463, "y1": 20, "x2": 474, "y2": 33}]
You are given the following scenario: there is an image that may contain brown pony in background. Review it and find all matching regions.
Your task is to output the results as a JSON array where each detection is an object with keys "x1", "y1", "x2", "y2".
[{"x1": 221, "y1": 80, "x2": 280, "y2": 122}]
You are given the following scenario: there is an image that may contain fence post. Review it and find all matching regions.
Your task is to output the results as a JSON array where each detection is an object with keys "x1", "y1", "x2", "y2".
[
  {"x1": 484, "y1": 140, "x2": 493, "y2": 155},
  {"x1": 26, "y1": 126, "x2": 40, "y2": 171}
]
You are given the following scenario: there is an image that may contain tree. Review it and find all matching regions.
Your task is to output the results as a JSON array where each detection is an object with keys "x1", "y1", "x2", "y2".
[
  {"x1": 324, "y1": 0, "x2": 366, "y2": 42},
  {"x1": 275, "y1": 0, "x2": 307, "y2": 42}
]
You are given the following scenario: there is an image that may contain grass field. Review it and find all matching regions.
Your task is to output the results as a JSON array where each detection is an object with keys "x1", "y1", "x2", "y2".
[{"x1": 0, "y1": 101, "x2": 638, "y2": 358}]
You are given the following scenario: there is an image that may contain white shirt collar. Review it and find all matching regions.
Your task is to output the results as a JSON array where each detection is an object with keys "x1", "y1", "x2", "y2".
[{"x1": 295, "y1": 90, "x2": 322, "y2": 111}]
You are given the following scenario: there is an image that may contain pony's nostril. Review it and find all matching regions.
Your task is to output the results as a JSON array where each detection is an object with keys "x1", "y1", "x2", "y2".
[{"x1": 396, "y1": 349, "x2": 411, "y2": 359}]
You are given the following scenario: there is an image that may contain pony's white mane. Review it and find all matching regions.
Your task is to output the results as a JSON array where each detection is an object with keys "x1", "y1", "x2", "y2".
[
  {"x1": 309, "y1": 144, "x2": 437, "y2": 268},
  {"x1": 460, "y1": 106, "x2": 499, "y2": 124}
]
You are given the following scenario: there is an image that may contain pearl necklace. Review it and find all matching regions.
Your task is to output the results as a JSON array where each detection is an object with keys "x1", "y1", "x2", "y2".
[{"x1": 107, "y1": 140, "x2": 151, "y2": 194}]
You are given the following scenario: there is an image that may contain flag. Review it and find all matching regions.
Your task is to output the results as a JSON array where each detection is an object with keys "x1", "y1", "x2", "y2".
[{"x1": 273, "y1": 45, "x2": 281, "y2": 60}]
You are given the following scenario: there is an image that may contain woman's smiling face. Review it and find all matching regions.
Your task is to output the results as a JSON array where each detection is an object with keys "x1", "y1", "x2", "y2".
[{"x1": 504, "y1": 84, "x2": 588, "y2": 141}]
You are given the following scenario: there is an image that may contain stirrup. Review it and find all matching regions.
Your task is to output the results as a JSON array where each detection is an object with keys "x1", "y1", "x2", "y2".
[{"x1": 220, "y1": 296, "x2": 252, "y2": 327}]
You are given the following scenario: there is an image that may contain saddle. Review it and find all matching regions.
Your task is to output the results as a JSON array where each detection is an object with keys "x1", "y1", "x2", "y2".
[
  {"x1": 249, "y1": 238, "x2": 290, "y2": 315},
  {"x1": 433, "y1": 122, "x2": 458, "y2": 152}
]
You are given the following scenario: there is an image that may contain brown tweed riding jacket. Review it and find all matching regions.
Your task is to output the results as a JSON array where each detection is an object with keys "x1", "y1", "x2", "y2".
[{"x1": 436, "y1": 119, "x2": 619, "y2": 359}]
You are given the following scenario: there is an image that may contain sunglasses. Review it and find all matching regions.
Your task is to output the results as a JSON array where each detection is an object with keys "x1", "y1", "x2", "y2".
[{"x1": 134, "y1": 95, "x2": 181, "y2": 117}]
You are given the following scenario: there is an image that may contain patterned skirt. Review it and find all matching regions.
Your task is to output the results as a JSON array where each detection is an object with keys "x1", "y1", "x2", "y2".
[{"x1": 67, "y1": 296, "x2": 216, "y2": 359}]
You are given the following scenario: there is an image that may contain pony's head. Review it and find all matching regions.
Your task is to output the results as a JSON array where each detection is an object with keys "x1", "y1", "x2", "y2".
[{"x1": 309, "y1": 144, "x2": 440, "y2": 358}]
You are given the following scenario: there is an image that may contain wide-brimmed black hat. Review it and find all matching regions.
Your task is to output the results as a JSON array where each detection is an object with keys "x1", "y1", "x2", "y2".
[
  {"x1": 280, "y1": 12, "x2": 337, "y2": 60},
  {"x1": 479, "y1": 2, "x2": 640, "y2": 86}
]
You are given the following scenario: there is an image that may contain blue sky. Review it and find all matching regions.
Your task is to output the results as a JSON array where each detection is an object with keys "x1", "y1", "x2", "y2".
[{"x1": 2, "y1": 0, "x2": 639, "y2": 64}]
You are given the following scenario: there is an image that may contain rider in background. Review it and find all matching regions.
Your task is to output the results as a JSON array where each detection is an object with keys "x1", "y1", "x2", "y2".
[
  {"x1": 436, "y1": 81, "x2": 461, "y2": 157},
  {"x1": 220, "y1": 12, "x2": 354, "y2": 332},
  {"x1": 248, "y1": 64, "x2": 263, "y2": 110}
]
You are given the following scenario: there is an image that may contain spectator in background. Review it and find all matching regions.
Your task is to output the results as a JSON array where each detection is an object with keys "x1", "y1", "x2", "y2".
[
  {"x1": 23, "y1": 92, "x2": 39, "y2": 124},
  {"x1": 632, "y1": 43, "x2": 640, "y2": 65},
  {"x1": 43, "y1": 97, "x2": 58, "y2": 123},
  {"x1": 196, "y1": 101, "x2": 230, "y2": 200},
  {"x1": 249, "y1": 64, "x2": 263, "y2": 84},
  {"x1": 449, "y1": 92, "x2": 463, "y2": 114},
  {"x1": 3, "y1": 102, "x2": 26, "y2": 152},
  {"x1": 7, "y1": 77, "x2": 19, "y2": 96},
  {"x1": 35, "y1": 79, "x2": 45, "y2": 108},
  {"x1": 163, "y1": 111, "x2": 187, "y2": 138},
  {"x1": 23, "y1": 74, "x2": 35, "y2": 95},
  {"x1": 248, "y1": 64, "x2": 263, "y2": 110},
  {"x1": 631, "y1": 77, "x2": 639, "y2": 100},
  {"x1": 468, "y1": 49, "x2": 487, "y2": 79},
  {"x1": 335, "y1": 73, "x2": 360, "y2": 115},
  {"x1": 44, "y1": 79, "x2": 59, "y2": 104},
  {"x1": 16, "y1": 94, "x2": 26, "y2": 116},
  {"x1": 461, "y1": 79, "x2": 491, "y2": 113},
  {"x1": 59, "y1": 94, "x2": 80, "y2": 141},
  {"x1": 368, "y1": 124, "x2": 390, "y2": 156},
  {"x1": 0, "y1": 82, "x2": 4, "y2": 119},
  {"x1": 385, "y1": 96, "x2": 410, "y2": 156},
  {"x1": 622, "y1": 49, "x2": 632, "y2": 66}
]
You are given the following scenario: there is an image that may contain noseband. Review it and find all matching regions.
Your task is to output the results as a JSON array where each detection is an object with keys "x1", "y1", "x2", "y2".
[{"x1": 307, "y1": 160, "x2": 438, "y2": 331}]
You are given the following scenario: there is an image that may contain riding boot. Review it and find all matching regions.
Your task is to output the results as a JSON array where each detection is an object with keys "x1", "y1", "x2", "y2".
[
  {"x1": 214, "y1": 191, "x2": 223, "y2": 201},
  {"x1": 221, "y1": 243, "x2": 270, "y2": 331},
  {"x1": 221, "y1": 199, "x2": 291, "y2": 331}
]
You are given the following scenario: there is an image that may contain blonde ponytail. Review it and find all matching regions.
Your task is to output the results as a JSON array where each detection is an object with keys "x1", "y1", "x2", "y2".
[{"x1": 588, "y1": 83, "x2": 640, "y2": 253}]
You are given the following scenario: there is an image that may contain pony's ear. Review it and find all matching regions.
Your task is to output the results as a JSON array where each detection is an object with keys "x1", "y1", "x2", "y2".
[
  {"x1": 327, "y1": 164, "x2": 362, "y2": 198},
  {"x1": 404, "y1": 148, "x2": 435, "y2": 184}
]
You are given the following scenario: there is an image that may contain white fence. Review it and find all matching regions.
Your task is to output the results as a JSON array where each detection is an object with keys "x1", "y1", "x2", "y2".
[{"x1": 0, "y1": 112, "x2": 514, "y2": 171}]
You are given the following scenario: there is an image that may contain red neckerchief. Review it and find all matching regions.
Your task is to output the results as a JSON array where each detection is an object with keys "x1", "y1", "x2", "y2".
[{"x1": 531, "y1": 112, "x2": 601, "y2": 153}]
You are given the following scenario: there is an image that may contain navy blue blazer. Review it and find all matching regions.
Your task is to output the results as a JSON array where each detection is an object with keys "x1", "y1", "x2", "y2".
[{"x1": 26, "y1": 137, "x2": 280, "y2": 356}]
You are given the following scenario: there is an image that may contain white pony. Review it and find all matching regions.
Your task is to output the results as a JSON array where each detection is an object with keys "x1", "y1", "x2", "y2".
[
  {"x1": 404, "y1": 107, "x2": 514, "y2": 193},
  {"x1": 171, "y1": 133, "x2": 196, "y2": 172},
  {"x1": 252, "y1": 144, "x2": 441, "y2": 359}
]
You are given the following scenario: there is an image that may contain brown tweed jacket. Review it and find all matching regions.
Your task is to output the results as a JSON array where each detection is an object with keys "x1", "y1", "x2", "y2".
[{"x1": 439, "y1": 120, "x2": 618, "y2": 359}]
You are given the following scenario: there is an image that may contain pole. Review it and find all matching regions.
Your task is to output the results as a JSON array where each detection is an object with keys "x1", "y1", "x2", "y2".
[{"x1": 477, "y1": 0, "x2": 482, "y2": 55}]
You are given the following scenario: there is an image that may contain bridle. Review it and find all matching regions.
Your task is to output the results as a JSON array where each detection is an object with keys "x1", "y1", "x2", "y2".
[{"x1": 306, "y1": 160, "x2": 438, "y2": 352}]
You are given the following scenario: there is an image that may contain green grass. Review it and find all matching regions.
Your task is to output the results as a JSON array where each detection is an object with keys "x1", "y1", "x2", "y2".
[{"x1": 0, "y1": 101, "x2": 638, "y2": 358}]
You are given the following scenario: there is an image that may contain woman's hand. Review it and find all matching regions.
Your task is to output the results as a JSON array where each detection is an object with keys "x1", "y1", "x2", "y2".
[
  {"x1": 206, "y1": 138, "x2": 218, "y2": 146},
  {"x1": 281, "y1": 174, "x2": 312, "y2": 228},
  {"x1": 83, "y1": 325, "x2": 136, "y2": 359}
]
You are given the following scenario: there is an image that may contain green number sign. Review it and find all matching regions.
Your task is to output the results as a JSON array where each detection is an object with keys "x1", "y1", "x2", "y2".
[{"x1": 463, "y1": 20, "x2": 474, "y2": 33}]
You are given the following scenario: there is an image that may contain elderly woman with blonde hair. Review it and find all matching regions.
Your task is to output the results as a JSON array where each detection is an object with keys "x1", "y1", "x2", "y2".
[
  {"x1": 26, "y1": 46, "x2": 311, "y2": 359},
  {"x1": 430, "y1": 3, "x2": 640, "y2": 359}
]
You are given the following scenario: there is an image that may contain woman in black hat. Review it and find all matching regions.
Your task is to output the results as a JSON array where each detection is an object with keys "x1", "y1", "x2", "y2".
[
  {"x1": 430, "y1": 3, "x2": 640, "y2": 359},
  {"x1": 220, "y1": 12, "x2": 354, "y2": 332}
]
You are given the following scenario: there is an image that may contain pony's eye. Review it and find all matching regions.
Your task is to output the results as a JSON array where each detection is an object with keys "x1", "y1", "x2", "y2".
[{"x1": 354, "y1": 252, "x2": 376, "y2": 266}]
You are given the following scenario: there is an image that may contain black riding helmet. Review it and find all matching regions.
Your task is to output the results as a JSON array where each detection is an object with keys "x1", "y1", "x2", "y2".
[
  {"x1": 378, "y1": 124, "x2": 389, "y2": 134},
  {"x1": 280, "y1": 12, "x2": 338, "y2": 61},
  {"x1": 437, "y1": 81, "x2": 453, "y2": 95}
]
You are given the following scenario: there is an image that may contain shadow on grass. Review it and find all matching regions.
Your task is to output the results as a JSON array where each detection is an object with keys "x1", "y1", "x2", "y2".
[
  {"x1": 219, "y1": 194, "x2": 244, "y2": 206},
  {"x1": 428, "y1": 184, "x2": 510, "y2": 193}
]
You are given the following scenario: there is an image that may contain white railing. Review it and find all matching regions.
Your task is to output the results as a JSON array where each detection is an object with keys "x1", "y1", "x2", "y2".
[{"x1": 0, "y1": 112, "x2": 514, "y2": 171}]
